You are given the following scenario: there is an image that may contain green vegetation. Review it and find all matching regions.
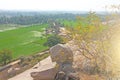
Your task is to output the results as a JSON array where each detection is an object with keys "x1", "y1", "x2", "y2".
[
  {"x1": 0, "y1": 24, "x2": 49, "y2": 59},
  {"x1": 0, "y1": 49, "x2": 12, "y2": 65},
  {"x1": 0, "y1": 24, "x2": 24, "y2": 31},
  {"x1": 0, "y1": 12, "x2": 77, "y2": 25},
  {"x1": 44, "y1": 35, "x2": 63, "y2": 47},
  {"x1": 60, "y1": 20, "x2": 77, "y2": 27}
]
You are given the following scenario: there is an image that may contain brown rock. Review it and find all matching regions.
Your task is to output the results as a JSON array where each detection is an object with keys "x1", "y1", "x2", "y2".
[{"x1": 31, "y1": 68, "x2": 57, "y2": 80}]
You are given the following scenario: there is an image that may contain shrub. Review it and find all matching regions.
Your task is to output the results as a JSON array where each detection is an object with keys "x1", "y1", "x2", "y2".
[
  {"x1": 0, "y1": 49, "x2": 12, "y2": 65},
  {"x1": 44, "y1": 35, "x2": 63, "y2": 47}
]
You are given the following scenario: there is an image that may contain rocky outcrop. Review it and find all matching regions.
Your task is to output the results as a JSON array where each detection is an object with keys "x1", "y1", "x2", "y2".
[{"x1": 31, "y1": 44, "x2": 80, "y2": 80}]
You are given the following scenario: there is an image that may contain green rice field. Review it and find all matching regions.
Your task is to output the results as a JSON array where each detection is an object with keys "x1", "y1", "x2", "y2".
[{"x1": 0, "y1": 24, "x2": 49, "y2": 59}]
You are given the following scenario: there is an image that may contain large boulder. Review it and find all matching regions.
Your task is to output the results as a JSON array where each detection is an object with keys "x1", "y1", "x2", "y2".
[
  {"x1": 50, "y1": 44, "x2": 74, "y2": 73},
  {"x1": 50, "y1": 44, "x2": 73, "y2": 64}
]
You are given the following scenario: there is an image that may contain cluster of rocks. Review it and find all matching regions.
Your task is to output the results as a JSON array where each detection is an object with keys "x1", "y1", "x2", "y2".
[{"x1": 31, "y1": 44, "x2": 80, "y2": 80}]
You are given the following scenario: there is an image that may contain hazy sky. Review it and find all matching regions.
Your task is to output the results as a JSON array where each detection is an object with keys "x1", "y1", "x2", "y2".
[{"x1": 0, "y1": 0, "x2": 120, "y2": 11}]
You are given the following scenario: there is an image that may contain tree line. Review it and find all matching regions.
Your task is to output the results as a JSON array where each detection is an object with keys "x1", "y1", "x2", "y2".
[
  {"x1": 0, "y1": 11, "x2": 107, "y2": 25},
  {"x1": 0, "y1": 12, "x2": 79, "y2": 25}
]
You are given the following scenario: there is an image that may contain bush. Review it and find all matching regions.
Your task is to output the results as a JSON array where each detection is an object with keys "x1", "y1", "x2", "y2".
[
  {"x1": 44, "y1": 35, "x2": 63, "y2": 47},
  {"x1": 0, "y1": 49, "x2": 12, "y2": 65}
]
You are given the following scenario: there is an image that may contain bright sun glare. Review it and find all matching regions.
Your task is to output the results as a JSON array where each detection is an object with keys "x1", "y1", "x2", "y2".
[{"x1": 110, "y1": 23, "x2": 120, "y2": 74}]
